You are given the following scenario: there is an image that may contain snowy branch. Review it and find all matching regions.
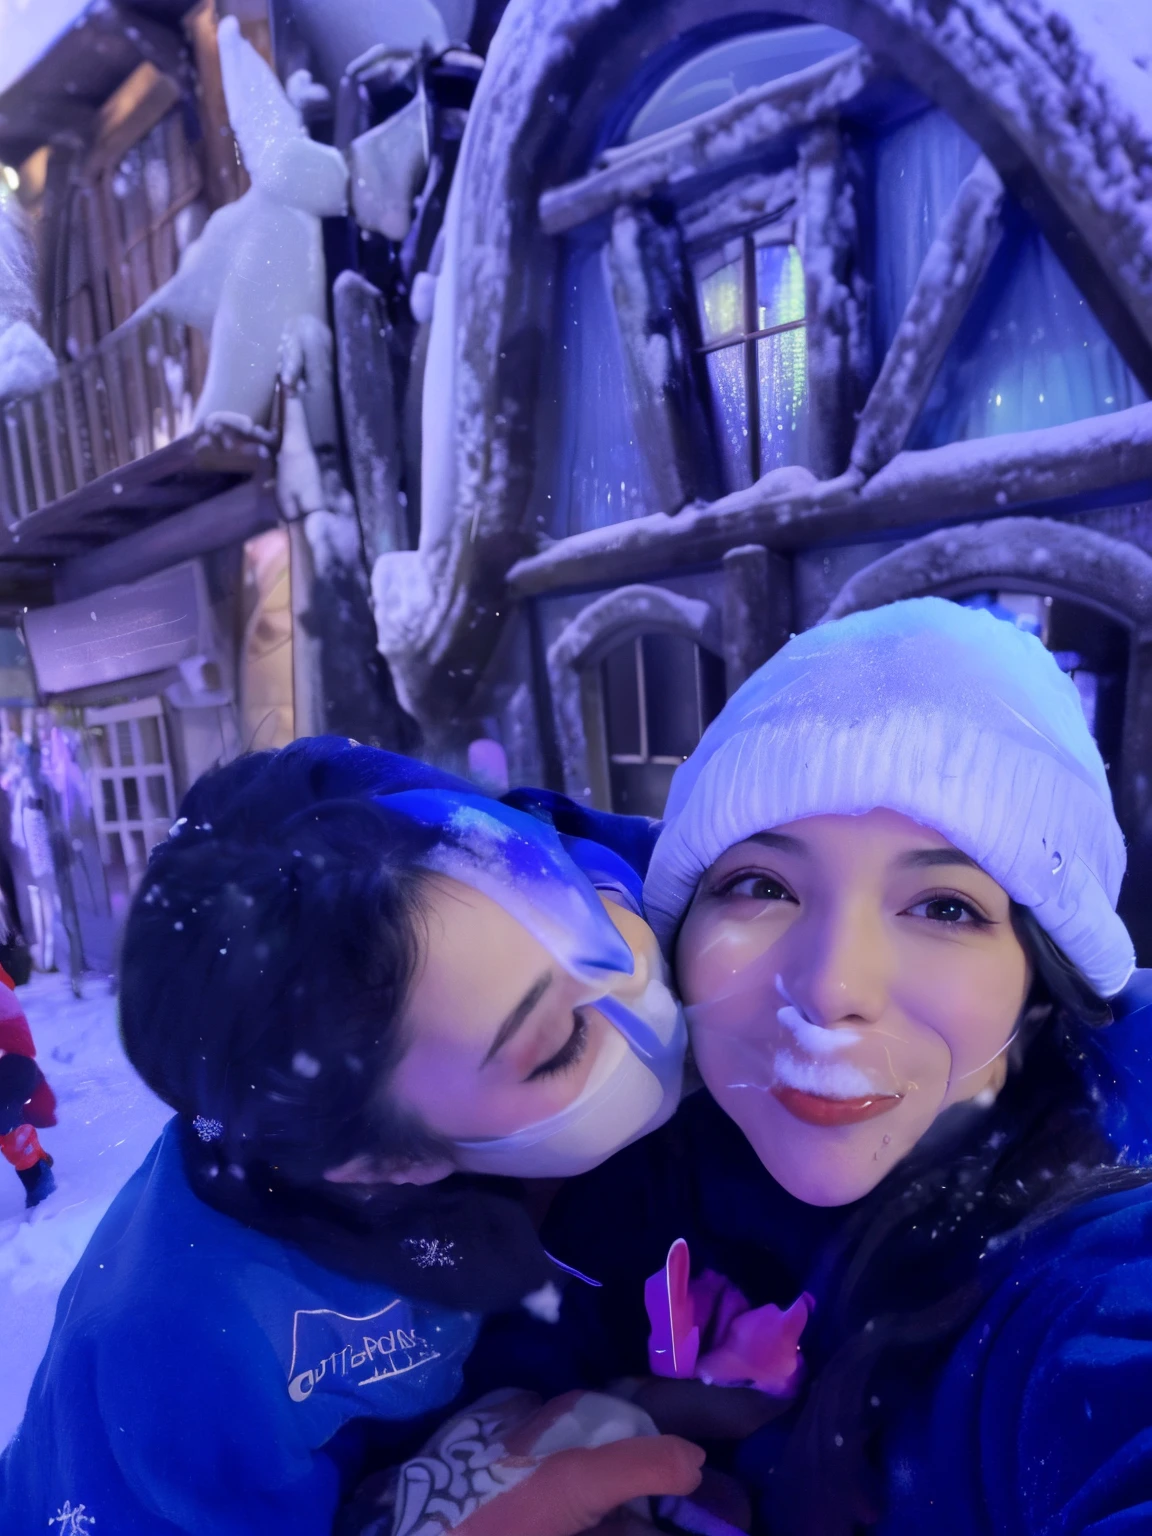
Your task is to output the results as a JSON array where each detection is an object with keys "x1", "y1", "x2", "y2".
[{"x1": 538, "y1": 47, "x2": 878, "y2": 236}]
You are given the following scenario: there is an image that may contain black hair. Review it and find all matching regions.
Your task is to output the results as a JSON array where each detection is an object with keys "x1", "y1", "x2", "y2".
[
  {"x1": 119, "y1": 737, "x2": 452, "y2": 1188},
  {"x1": 769, "y1": 902, "x2": 1149, "y2": 1536}
]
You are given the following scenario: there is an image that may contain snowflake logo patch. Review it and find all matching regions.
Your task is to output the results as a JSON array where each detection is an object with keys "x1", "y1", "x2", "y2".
[{"x1": 49, "y1": 1503, "x2": 95, "y2": 1534}]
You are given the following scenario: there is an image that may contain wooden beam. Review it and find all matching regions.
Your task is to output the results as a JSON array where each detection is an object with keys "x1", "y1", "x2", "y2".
[
  {"x1": 850, "y1": 156, "x2": 1005, "y2": 480},
  {"x1": 604, "y1": 205, "x2": 715, "y2": 514},
  {"x1": 85, "y1": 63, "x2": 182, "y2": 178},
  {"x1": 56, "y1": 479, "x2": 278, "y2": 601},
  {"x1": 538, "y1": 47, "x2": 877, "y2": 237},
  {"x1": 721, "y1": 544, "x2": 791, "y2": 692},
  {"x1": 507, "y1": 401, "x2": 1152, "y2": 595},
  {"x1": 800, "y1": 124, "x2": 867, "y2": 479}
]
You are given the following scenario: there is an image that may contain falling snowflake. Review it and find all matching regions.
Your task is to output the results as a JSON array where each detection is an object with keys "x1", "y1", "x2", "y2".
[
  {"x1": 402, "y1": 1237, "x2": 458, "y2": 1269},
  {"x1": 521, "y1": 1281, "x2": 562, "y2": 1324},
  {"x1": 192, "y1": 1115, "x2": 223, "y2": 1143}
]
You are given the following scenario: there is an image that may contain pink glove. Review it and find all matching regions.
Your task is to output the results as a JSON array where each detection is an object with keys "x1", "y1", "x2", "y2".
[{"x1": 645, "y1": 1238, "x2": 813, "y2": 1396}]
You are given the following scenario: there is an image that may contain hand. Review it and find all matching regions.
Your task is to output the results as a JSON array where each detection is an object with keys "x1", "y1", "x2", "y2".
[{"x1": 456, "y1": 1430, "x2": 704, "y2": 1536}]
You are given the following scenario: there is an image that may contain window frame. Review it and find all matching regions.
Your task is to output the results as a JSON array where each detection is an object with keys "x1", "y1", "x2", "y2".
[{"x1": 690, "y1": 214, "x2": 807, "y2": 487}]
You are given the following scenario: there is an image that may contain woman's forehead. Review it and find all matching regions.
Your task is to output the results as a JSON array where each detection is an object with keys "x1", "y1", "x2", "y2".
[{"x1": 730, "y1": 809, "x2": 964, "y2": 853}]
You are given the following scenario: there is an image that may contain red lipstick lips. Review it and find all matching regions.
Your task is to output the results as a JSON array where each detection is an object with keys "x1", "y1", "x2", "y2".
[{"x1": 772, "y1": 1085, "x2": 903, "y2": 1127}]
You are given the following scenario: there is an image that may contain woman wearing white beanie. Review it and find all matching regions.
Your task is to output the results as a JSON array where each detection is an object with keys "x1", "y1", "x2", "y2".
[{"x1": 532, "y1": 597, "x2": 1152, "y2": 1536}]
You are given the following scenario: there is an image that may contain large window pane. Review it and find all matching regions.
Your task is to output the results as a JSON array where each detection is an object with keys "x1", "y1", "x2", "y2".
[
  {"x1": 873, "y1": 108, "x2": 981, "y2": 356},
  {"x1": 704, "y1": 346, "x2": 751, "y2": 487},
  {"x1": 643, "y1": 633, "x2": 703, "y2": 760},
  {"x1": 625, "y1": 24, "x2": 857, "y2": 143},
  {"x1": 911, "y1": 203, "x2": 1145, "y2": 448},
  {"x1": 599, "y1": 630, "x2": 728, "y2": 816},
  {"x1": 697, "y1": 254, "x2": 744, "y2": 345},
  {"x1": 757, "y1": 327, "x2": 809, "y2": 471},
  {"x1": 756, "y1": 244, "x2": 806, "y2": 330},
  {"x1": 601, "y1": 640, "x2": 642, "y2": 758},
  {"x1": 547, "y1": 240, "x2": 657, "y2": 538}
]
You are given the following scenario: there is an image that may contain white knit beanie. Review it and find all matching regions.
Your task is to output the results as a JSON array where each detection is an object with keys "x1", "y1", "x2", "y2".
[{"x1": 644, "y1": 597, "x2": 1134, "y2": 998}]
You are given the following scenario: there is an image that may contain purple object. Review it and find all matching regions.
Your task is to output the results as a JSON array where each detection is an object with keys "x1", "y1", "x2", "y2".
[{"x1": 644, "y1": 1236, "x2": 813, "y2": 1396}]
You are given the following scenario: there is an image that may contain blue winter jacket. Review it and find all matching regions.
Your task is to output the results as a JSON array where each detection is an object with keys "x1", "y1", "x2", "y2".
[
  {"x1": 0, "y1": 1120, "x2": 481, "y2": 1535},
  {"x1": 464, "y1": 972, "x2": 1152, "y2": 1535},
  {"x1": 0, "y1": 779, "x2": 659, "y2": 1536}
]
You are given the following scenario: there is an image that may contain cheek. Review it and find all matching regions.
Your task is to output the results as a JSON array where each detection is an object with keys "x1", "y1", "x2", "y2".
[
  {"x1": 897, "y1": 941, "x2": 1028, "y2": 1091},
  {"x1": 677, "y1": 908, "x2": 791, "y2": 1005},
  {"x1": 389, "y1": 1035, "x2": 477, "y2": 1129}
]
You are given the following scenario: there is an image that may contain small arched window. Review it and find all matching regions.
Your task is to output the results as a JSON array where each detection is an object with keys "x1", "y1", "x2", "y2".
[
  {"x1": 955, "y1": 591, "x2": 1128, "y2": 783},
  {"x1": 599, "y1": 631, "x2": 725, "y2": 816}
]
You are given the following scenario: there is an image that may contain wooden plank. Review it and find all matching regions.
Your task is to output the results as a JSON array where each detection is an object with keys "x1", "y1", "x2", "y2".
[
  {"x1": 43, "y1": 383, "x2": 69, "y2": 503},
  {"x1": 800, "y1": 125, "x2": 867, "y2": 480},
  {"x1": 20, "y1": 399, "x2": 47, "y2": 512},
  {"x1": 721, "y1": 544, "x2": 791, "y2": 691},
  {"x1": 539, "y1": 48, "x2": 876, "y2": 236},
  {"x1": 99, "y1": 338, "x2": 132, "y2": 467},
  {"x1": 3, "y1": 409, "x2": 30, "y2": 522},
  {"x1": 56, "y1": 479, "x2": 279, "y2": 601},
  {"x1": 61, "y1": 367, "x2": 89, "y2": 490},
  {"x1": 850, "y1": 158, "x2": 1005, "y2": 480},
  {"x1": 78, "y1": 356, "x2": 111, "y2": 481},
  {"x1": 506, "y1": 401, "x2": 1152, "y2": 595},
  {"x1": 127, "y1": 324, "x2": 154, "y2": 458},
  {"x1": 84, "y1": 62, "x2": 181, "y2": 181},
  {"x1": 150, "y1": 314, "x2": 175, "y2": 445}
]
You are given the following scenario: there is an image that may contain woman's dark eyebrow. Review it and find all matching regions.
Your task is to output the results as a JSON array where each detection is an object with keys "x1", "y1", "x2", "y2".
[
  {"x1": 483, "y1": 972, "x2": 552, "y2": 1065},
  {"x1": 896, "y1": 848, "x2": 979, "y2": 870},
  {"x1": 747, "y1": 831, "x2": 808, "y2": 855}
]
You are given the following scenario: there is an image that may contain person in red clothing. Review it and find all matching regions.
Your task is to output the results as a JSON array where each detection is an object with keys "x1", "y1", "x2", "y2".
[{"x1": 0, "y1": 965, "x2": 55, "y2": 1207}]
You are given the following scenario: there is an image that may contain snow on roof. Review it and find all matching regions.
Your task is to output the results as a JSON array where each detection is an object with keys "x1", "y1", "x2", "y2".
[{"x1": 0, "y1": 0, "x2": 91, "y2": 101}]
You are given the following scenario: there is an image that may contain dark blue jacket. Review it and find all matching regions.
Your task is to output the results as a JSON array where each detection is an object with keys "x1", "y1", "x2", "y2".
[
  {"x1": 0, "y1": 1121, "x2": 481, "y2": 1535},
  {"x1": 466, "y1": 974, "x2": 1152, "y2": 1535},
  {"x1": 0, "y1": 776, "x2": 660, "y2": 1536}
]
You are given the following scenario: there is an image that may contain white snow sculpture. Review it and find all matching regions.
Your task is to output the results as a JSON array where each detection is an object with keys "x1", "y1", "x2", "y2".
[
  {"x1": 0, "y1": 182, "x2": 58, "y2": 401},
  {"x1": 141, "y1": 16, "x2": 347, "y2": 442}
]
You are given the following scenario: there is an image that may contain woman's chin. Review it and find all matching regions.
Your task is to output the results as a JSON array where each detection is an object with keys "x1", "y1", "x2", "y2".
[{"x1": 724, "y1": 1092, "x2": 930, "y2": 1207}]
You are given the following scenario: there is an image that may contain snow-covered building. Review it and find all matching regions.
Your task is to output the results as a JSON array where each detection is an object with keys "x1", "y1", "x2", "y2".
[
  {"x1": 2, "y1": 0, "x2": 1152, "y2": 969},
  {"x1": 0, "y1": 0, "x2": 423, "y2": 969},
  {"x1": 349, "y1": 0, "x2": 1152, "y2": 961}
]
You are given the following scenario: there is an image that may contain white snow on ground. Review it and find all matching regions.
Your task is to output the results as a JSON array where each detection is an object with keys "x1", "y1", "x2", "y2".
[{"x1": 0, "y1": 971, "x2": 169, "y2": 1449}]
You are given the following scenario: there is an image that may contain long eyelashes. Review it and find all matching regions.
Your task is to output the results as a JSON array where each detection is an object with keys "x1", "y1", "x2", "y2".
[
  {"x1": 711, "y1": 868, "x2": 797, "y2": 903},
  {"x1": 527, "y1": 1010, "x2": 590, "y2": 1081},
  {"x1": 904, "y1": 890, "x2": 994, "y2": 927}
]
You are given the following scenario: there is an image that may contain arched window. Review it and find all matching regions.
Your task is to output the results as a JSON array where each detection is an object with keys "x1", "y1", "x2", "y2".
[
  {"x1": 599, "y1": 630, "x2": 725, "y2": 815},
  {"x1": 956, "y1": 591, "x2": 1128, "y2": 784},
  {"x1": 540, "y1": 16, "x2": 1147, "y2": 533}
]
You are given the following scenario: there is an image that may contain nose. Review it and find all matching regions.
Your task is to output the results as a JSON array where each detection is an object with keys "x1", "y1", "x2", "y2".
[{"x1": 779, "y1": 896, "x2": 890, "y2": 1030}]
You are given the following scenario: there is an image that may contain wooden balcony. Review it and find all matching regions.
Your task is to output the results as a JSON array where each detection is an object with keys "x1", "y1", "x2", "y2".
[{"x1": 0, "y1": 316, "x2": 276, "y2": 577}]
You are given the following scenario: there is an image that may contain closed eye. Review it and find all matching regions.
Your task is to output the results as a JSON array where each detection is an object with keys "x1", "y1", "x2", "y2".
[{"x1": 526, "y1": 1011, "x2": 590, "y2": 1081}]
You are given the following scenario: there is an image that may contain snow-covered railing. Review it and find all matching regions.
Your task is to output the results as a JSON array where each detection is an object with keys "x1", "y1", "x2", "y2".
[{"x1": 0, "y1": 314, "x2": 205, "y2": 523}]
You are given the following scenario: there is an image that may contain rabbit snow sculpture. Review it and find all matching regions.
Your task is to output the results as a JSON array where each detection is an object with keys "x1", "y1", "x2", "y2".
[{"x1": 142, "y1": 17, "x2": 346, "y2": 447}]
